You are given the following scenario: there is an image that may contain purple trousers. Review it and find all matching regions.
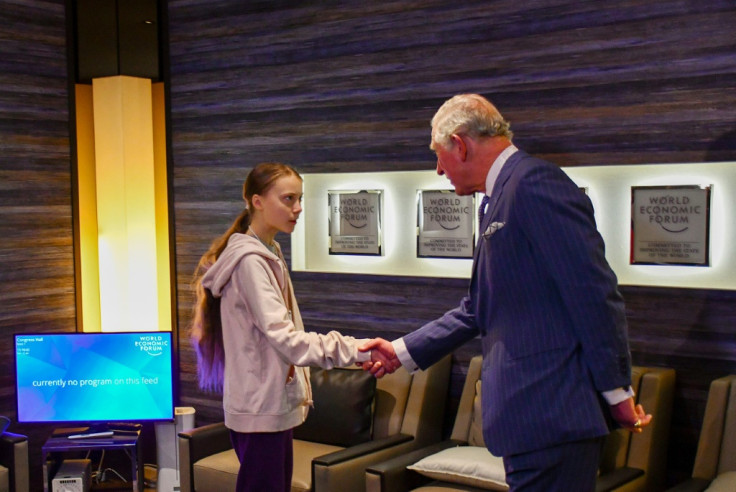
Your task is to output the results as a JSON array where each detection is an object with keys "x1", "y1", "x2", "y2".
[{"x1": 230, "y1": 428, "x2": 293, "y2": 492}]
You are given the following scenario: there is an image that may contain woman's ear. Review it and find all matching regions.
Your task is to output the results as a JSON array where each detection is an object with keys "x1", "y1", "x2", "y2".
[{"x1": 251, "y1": 194, "x2": 263, "y2": 211}]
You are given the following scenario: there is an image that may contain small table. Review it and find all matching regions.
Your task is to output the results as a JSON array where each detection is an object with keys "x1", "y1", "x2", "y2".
[{"x1": 42, "y1": 430, "x2": 143, "y2": 491}]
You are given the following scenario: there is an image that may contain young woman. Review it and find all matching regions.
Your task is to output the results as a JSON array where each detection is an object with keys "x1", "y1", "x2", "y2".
[{"x1": 190, "y1": 162, "x2": 371, "y2": 492}]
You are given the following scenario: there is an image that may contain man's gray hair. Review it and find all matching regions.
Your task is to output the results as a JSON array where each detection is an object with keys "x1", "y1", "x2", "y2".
[{"x1": 431, "y1": 94, "x2": 513, "y2": 148}]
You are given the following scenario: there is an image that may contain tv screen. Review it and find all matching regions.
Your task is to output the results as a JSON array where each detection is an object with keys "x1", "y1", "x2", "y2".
[{"x1": 14, "y1": 331, "x2": 174, "y2": 424}]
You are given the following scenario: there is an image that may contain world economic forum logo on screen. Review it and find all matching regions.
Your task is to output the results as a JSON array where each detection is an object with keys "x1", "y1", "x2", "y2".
[{"x1": 135, "y1": 334, "x2": 169, "y2": 356}]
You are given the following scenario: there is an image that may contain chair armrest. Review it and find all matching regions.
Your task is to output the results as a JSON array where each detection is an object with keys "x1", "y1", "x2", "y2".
[
  {"x1": 596, "y1": 466, "x2": 645, "y2": 492},
  {"x1": 664, "y1": 478, "x2": 712, "y2": 492},
  {"x1": 365, "y1": 440, "x2": 464, "y2": 492},
  {"x1": 178, "y1": 422, "x2": 231, "y2": 463},
  {"x1": 178, "y1": 422, "x2": 231, "y2": 492},
  {"x1": 0, "y1": 432, "x2": 25, "y2": 462},
  {"x1": 0, "y1": 432, "x2": 29, "y2": 492},
  {"x1": 312, "y1": 433, "x2": 440, "y2": 492},
  {"x1": 313, "y1": 433, "x2": 413, "y2": 467}
]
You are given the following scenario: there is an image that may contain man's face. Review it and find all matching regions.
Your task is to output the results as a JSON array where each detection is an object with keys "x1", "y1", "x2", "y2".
[{"x1": 431, "y1": 134, "x2": 473, "y2": 196}]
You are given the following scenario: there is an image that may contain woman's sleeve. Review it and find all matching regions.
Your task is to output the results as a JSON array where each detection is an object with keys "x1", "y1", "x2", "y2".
[{"x1": 232, "y1": 256, "x2": 370, "y2": 368}]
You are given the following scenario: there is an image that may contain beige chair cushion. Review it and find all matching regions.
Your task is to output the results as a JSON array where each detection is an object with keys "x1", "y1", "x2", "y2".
[
  {"x1": 468, "y1": 381, "x2": 485, "y2": 448},
  {"x1": 192, "y1": 440, "x2": 344, "y2": 492},
  {"x1": 0, "y1": 464, "x2": 8, "y2": 492},
  {"x1": 407, "y1": 446, "x2": 507, "y2": 490},
  {"x1": 600, "y1": 367, "x2": 646, "y2": 473},
  {"x1": 719, "y1": 382, "x2": 736, "y2": 473},
  {"x1": 705, "y1": 471, "x2": 736, "y2": 492},
  {"x1": 192, "y1": 449, "x2": 239, "y2": 492},
  {"x1": 694, "y1": 376, "x2": 736, "y2": 480},
  {"x1": 373, "y1": 368, "x2": 413, "y2": 438},
  {"x1": 291, "y1": 439, "x2": 343, "y2": 492}
]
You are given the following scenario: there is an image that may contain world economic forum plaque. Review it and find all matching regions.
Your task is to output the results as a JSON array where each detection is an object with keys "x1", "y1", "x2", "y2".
[
  {"x1": 630, "y1": 185, "x2": 711, "y2": 266},
  {"x1": 328, "y1": 190, "x2": 382, "y2": 255},
  {"x1": 416, "y1": 190, "x2": 475, "y2": 258}
]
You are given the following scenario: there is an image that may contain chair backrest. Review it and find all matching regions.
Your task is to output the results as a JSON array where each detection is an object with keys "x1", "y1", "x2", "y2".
[
  {"x1": 692, "y1": 375, "x2": 736, "y2": 480},
  {"x1": 599, "y1": 366, "x2": 647, "y2": 472},
  {"x1": 373, "y1": 354, "x2": 452, "y2": 446},
  {"x1": 450, "y1": 355, "x2": 483, "y2": 444},
  {"x1": 0, "y1": 430, "x2": 29, "y2": 492},
  {"x1": 599, "y1": 366, "x2": 675, "y2": 491},
  {"x1": 372, "y1": 366, "x2": 413, "y2": 439},
  {"x1": 627, "y1": 366, "x2": 675, "y2": 489}
]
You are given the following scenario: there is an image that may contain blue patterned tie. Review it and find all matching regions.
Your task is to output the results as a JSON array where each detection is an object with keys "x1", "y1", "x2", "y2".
[{"x1": 478, "y1": 195, "x2": 490, "y2": 225}]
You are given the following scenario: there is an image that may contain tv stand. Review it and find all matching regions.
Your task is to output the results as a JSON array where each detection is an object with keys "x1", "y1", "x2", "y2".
[{"x1": 42, "y1": 427, "x2": 143, "y2": 491}]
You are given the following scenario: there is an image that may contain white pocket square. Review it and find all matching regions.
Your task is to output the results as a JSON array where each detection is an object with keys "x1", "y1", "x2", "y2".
[{"x1": 483, "y1": 221, "x2": 505, "y2": 237}]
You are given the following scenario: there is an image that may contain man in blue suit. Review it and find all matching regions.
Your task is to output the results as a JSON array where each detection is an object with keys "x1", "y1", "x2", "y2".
[{"x1": 360, "y1": 94, "x2": 652, "y2": 491}]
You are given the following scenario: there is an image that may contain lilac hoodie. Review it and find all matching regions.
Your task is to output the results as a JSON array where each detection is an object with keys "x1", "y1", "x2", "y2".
[{"x1": 202, "y1": 233, "x2": 370, "y2": 433}]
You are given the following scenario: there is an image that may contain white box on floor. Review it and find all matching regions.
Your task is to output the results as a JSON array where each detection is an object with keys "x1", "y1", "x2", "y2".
[
  {"x1": 155, "y1": 406, "x2": 195, "y2": 492},
  {"x1": 51, "y1": 459, "x2": 91, "y2": 492}
]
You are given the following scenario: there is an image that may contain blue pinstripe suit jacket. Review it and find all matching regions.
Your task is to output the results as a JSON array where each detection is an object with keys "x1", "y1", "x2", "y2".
[{"x1": 403, "y1": 150, "x2": 632, "y2": 456}]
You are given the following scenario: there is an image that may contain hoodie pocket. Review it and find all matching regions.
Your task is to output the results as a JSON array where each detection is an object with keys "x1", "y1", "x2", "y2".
[{"x1": 284, "y1": 368, "x2": 307, "y2": 410}]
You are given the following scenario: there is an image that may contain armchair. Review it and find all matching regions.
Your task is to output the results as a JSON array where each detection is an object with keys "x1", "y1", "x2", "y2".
[
  {"x1": 0, "y1": 416, "x2": 29, "y2": 492},
  {"x1": 666, "y1": 375, "x2": 736, "y2": 492},
  {"x1": 366, "y1": 359, "x2": 675, "y2": 492},
  {"x1": 365, "y1": 355, "x2": 503, "y2": 492},
  {"x1": 178, "y1": 355, "x2": 451, "y2": 492}
]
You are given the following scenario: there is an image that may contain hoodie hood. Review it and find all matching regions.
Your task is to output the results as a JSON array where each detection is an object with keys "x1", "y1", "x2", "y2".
[{"x1": 202, "y1": 233, "x2": 282, "y2": 297}]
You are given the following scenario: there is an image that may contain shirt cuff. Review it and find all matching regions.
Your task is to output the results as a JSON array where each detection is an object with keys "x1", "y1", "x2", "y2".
[
  {"x1": 392, "y1": 338, "x2": 419, "y2": 373},
  {"x1": 602, "y1": 386, "x2": 635, "y2": 406},
  {"x1": 355, "y1": 347, "x2": 371, "y2": 363}
]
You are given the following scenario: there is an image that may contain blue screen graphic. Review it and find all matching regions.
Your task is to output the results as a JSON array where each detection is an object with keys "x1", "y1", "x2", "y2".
[{"x1": 14, "y1": 332, "x2": 174, "y2": 423}]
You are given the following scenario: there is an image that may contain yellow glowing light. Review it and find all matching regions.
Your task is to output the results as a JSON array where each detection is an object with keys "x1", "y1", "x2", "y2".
[{"x1": 75, "y1": 76, "x2": 171, "y2": 332}]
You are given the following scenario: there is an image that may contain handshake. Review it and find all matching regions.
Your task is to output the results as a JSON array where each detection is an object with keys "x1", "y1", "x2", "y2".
[{"x1": 357, "y1": 338, "x2": 402, "y2": 378}]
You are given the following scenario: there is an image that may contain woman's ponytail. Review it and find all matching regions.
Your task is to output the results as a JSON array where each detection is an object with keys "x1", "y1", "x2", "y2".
[{"x1": 189, "y1": 208, "x2": 250, "y2": 392}]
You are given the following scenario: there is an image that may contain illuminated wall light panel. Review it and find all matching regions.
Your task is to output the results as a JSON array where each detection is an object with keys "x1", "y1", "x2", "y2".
[
  {"x1": 292, "y1": 162, "x2": 736, "y2": 290},
  {"x1": 74, "y1": 75, "x2": 172, "y2": 332}
]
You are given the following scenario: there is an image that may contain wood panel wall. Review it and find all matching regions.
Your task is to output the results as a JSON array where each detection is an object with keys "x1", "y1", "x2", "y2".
[
  {"x1": 0, "y1": 0, "x2": 73, "y2": 489},
  {"x1": 168, "y1": 1, "x2": 736, "y2": 486}
]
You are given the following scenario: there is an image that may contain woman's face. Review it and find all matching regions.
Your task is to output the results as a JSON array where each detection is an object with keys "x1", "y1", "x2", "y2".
[{"x1": 254, "y1": 174, "x2": 303, "y2": 235}]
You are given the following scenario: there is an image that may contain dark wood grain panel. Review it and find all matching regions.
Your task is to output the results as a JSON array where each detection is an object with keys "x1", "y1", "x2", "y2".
[
  {"x1": 168, "y1": 0, "x2": 736, "y2": 173},
  {"x1": 0, "y1": 1, "x2": 73, "y2": 490}
]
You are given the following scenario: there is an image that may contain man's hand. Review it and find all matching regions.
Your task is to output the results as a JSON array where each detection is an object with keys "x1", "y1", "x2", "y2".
[
  {"x1": 356, "y1": 338, "x2": 401, "y2": 378},
  {"x1": 610, "y1": 397, "x2": 652, "y2": 433}
]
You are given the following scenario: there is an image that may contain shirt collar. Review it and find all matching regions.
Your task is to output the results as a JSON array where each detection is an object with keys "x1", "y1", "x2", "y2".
[{"x1": 484, "y1": 144, "x2": 518, "y2": 197}]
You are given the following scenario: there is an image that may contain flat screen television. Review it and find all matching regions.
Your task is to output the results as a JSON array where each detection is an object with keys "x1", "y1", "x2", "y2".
[{"x1": 14, "y1": 331, "x2": 174, "y2": 425}]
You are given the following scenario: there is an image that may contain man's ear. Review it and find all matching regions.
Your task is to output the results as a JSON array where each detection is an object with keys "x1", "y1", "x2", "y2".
[{"x1": 450, "y1": 134, "x2": 467, "y2": 161}]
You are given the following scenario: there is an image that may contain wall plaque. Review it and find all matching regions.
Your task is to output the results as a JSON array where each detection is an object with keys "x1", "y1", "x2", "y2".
[
  {"x1": 328, "y1": 190, "x2": 382, "y2": 255},
  {"x1": 631, "y1": 185, "x2": 711, "y2": 266},
  {"x1": 416, "y1": 190, "x2": 475, "y2": 258}
]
